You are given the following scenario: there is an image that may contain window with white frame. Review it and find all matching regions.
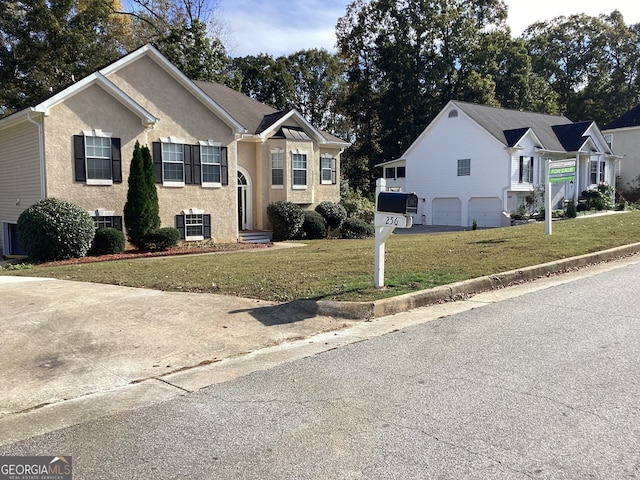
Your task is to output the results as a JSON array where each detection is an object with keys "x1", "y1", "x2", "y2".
[
  {"x1": 397, "y1": 166, "x2": 406, "y2": 178},
  {"x1": 321, "y1": 155, "x2": 333, "y2": 184},
  {"x1": 85, "y1": 136, "x2": 112, "y2": 183},
  {"x1": 457, "y1": 158, "x2": 471, "y2": 176},
  {"x1": 292, "y1": 152, "x2": 307, "y2": 188},
  {"x1": 271, "y1": 150, "x2": 284, "y2": 187},
  {"x1": 176, "y1": 210, "x2": 211, "y2": 241},
  {"x1": 519, "y1": 156, "x2": 533, "y2": 183},
  {"x1": 589, "y1": 160, "x2": 606, "y2": 185},
  {"x1": 201, "y1": 142, "x2": 221, "y2": 186},
  {"x1": 385, "y1": 167, "x2": 396, "y2": 179},
  {"x1": 88, "y1": 210, "x2": 122, "y2": 231},
  {"x1": 162, "y1": 141, "x2": 185, "y2": 185},
  {"x1": 185, "y1": 213, "x2": 204, "y2": 240}
]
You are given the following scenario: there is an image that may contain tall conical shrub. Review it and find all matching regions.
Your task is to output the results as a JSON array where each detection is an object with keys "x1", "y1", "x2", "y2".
[{"x1": 124, "y1": 141, "x2": 160, "y2": 248}]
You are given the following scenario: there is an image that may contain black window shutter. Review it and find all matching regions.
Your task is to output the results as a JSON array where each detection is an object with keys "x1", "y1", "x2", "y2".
[
  {"x1": 112, "y1": 216, "x2": 123, "y2": 231},
  {"x1": 192, "y1": 145, "x2": 201, "y2": 185},
  {"x1": 111, "y1": 137, "x2": 122, "y2": 183},
  {"x1": 184, "y1": 144, "x2": 193, "y2": 184},
  {"x1": 203, "y1": 214, "x2": 211, "y2": 239},
  {"x1": 176, "y1": 214, "x2": 185, "y2": 239},
  {"x1": 331, "y1": 158, "x2": 337, "y2": 184},
  {"x1": 152, "y1": 142, "x2": 162, "y2": 183},
  {"x1": 221, "y1": 147, "x2": 228, "y2": 186},
  {"x1": 518, "y1": 156, "x2": 524, "y2": 183},
  {"x1": 73, "y1": 135, "x2": 86, "y2": 182}
]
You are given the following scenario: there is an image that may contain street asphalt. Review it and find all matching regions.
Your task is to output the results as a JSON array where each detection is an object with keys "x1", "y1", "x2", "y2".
[{"x1": 1, "y1": 240, "x2": 640, "y2": 447}]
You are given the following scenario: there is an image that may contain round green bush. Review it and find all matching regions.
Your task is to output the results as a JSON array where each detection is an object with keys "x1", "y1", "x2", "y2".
[
  {"x1": 341, "y1": 217, "x2": 374, "y2": 239},
  {"x1": 90, "y1": 228, "x2": 125, "y2": 255},
  {"x1": 267, "y1": 201, "x2": 304, "y2": 241},
  {"x1": 17, "y1": 198, "x2": 95, "y2": 262},
  {"x1": 142, "y1": 227, "x2": 180, "y2": 251},
  {"x1": 315, "y1": 201, "x2": 347, "y2": 231},
  {"x1": 301, "y1": 210, "x2": 326, "y2": 239}
]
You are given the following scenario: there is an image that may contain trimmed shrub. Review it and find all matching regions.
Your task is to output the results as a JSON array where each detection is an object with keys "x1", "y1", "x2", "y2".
[
  {"x1": 17, "y1": 198, "x2": 95, "y2": 262},
  {"x1": 90, "y1": 228, "x2": 125, "y2": 255},
  {"x1": 142, "y1": 227, "x2": 180, "y2": 251},
  {"x1": 340, "y1": 217, "x2": 374, "y2": 239},
  {"x1": 267, "y1": 201, "x2": 304, "y2": 241},
  {"x1": 565, "y1": 201, "x2": 577, "y2": 219},
  {"x1": 315, "y1": 201, "x2": 347, "y2": 234},
  {"x1": 301, "y1": 210, "x2": 326, "y2": 239}
]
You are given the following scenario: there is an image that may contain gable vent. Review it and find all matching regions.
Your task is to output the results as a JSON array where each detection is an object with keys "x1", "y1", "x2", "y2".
[{"x1": 448, "y1": 109, "x2": 458, "y2": 118}]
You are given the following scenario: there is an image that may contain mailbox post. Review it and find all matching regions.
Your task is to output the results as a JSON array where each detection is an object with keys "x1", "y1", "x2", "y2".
[{"x1": 374, "y1": 178, "x2": 418, "y2": 288}]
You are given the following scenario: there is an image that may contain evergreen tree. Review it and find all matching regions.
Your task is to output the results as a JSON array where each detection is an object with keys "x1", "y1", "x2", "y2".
[{"x1": 124, "y1": 141, "x2": 159, "y2": 248}]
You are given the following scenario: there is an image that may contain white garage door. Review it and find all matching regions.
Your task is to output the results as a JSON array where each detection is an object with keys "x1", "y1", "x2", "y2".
[
  {"x1": 432, "y1": 198, "x2": 461, "y2": 226},
  {"x1": 468, "y1": 197, "x2": 503, "y2": 228}
]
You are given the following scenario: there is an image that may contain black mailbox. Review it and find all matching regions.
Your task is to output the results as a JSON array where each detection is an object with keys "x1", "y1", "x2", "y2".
[{"x1": 377, "y1": 192, "x2": 419, "y2": 215}]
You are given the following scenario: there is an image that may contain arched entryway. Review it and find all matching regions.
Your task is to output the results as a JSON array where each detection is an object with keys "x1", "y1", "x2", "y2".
[{"x1": 237, "y1": 168, "x2": 252, "y2": 231}]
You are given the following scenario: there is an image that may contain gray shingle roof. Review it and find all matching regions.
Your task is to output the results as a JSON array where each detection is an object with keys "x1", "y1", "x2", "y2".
[
  {"x1": 452, "y1": 100, "x2": 580, "y2": 152},
  {"x1": 194, "y1": 80, "x2": 279, "y2": 134},
  {"x1": 194, "y1": 80, "x2": 349, "y2": 145},
  {"x1": 604, "y1": 105, "x2": 640, "y2": 130}
]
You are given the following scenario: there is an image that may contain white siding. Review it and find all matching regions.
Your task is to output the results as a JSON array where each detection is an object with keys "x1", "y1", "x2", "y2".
[
  {"x1": 405, "y1": 106, "x2": 510, "y2": 226},
  {"x1": 0, "y1": 120, "x2": 42, "y2": 253},
  {"x1": 606, "y1": 128, "x2": 640, "y2": 190}
]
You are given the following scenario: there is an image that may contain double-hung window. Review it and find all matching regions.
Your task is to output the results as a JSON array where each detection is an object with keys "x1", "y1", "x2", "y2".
[
  {"x1": 85, "y1": 136, "x2": 112, "y2": 183},
  {"x1": 590, "y1": 160, "x2": 606, "y2": 185},
  {"x1": 457, "y1": 158, "x2": 471, "y2": 176},
  {"x1": 201, "y1": 142, "x2": 222, "y2": 186},
  {"x1": 272, "y1": 150, "x2": 284, "y2": 187},
  {"x1": 162, "y1": 140, "x2": 185, "y2": 186},
  {"x1": 73, "y1": 131, "x2": 121, "y2": 185},
  {"x1": 292, "y1": 151, "x2": 307, "y2": 188},
  {"x1": 385, "y1": 167, "x2": 396, "y2": 179},
  {"x1": 176, "y1": 210, "x2": 211, "y2": 241},
  {"x1": 519, "y1": 156, "x2": 533, "y2": 183},
  {"x1": 88, "y1": 210, "x2": 122, "y2": 231},
  {"x1": 321, "y1": 155, "x2": 335, "y2": 184}
]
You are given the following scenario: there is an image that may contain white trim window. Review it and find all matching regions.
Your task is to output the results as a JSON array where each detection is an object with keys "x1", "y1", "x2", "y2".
[
  {"x1": 176, "y1": 209, "x2": 211, "y2": 241},
  {"x1": 292, "y1": 151, "x2": 307, "y2": 188},
  {"x1": 201, "y1": 141, "x2": 222, "y2": 187},
  {"x1": 271, "y1": 149, "x2": 284, "y2": 188},
  {"x1": 161, "y1": 139, "x2": 185, "y2": 186},
  {"x1": 185, "y1": 213, "x2": 204, "y2": 241},
  {"x1": 85, "y1": 135, "x2": 112, "y2": 184},
  {"x1": 457, "y1": 158, "x2": 471, "y2": 176},
  {"x1": 519, "y1": 156, "x2": 533, "y2": 184},
  {"x1": 321, "y1": 155, "x2": 334, "y2": 184}
]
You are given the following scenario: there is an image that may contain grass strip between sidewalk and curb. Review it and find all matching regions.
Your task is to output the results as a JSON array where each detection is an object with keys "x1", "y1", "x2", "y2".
[{"x1": 3, "y1": 211, "x2": 640, "y2": 309}]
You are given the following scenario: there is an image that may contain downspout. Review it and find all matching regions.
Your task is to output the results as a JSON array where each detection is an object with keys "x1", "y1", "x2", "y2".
[{"x1": 26, "y1": 111, "x2": 46, "y2": 199}]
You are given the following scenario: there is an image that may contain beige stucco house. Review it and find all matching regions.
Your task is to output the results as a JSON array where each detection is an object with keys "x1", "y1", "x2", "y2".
[{"x1": 0, "y1": 45, "x2": 348, "y2": 255}]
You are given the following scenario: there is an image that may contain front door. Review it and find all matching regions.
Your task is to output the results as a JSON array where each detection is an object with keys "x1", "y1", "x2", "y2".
[{"x1": 237, "y1": 171, "x2": 249, "y2": 230}]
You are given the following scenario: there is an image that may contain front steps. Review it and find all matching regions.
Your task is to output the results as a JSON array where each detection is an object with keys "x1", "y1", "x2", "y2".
[{"x1": 239, "y1": 231, "x2": 273, "y2": 243}]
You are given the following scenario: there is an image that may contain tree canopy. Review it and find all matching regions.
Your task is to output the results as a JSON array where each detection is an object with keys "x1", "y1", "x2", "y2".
[{"x1": 3, "y1": 1, "x2": 640, "y2": 197}]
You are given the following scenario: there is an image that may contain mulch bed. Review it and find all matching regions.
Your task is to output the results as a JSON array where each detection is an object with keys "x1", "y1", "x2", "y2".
[{"x1": 37, "y1": 242, "x2": 272, "y2": 267}]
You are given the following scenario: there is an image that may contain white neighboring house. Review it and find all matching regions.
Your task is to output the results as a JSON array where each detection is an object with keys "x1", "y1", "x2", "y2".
[
  {"x1": 602, "y1": 105, "x2": 640, "y2": 192},
  {"x1": 374, "y1": 159, "x2": 406, "y2": 191},
  {"x1": 402, "y1": 100, "x2": 618, "y2": 228}
]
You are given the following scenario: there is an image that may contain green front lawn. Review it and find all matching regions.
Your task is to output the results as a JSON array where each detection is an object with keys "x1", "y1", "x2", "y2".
[{"x1": 4, "y1": 212, "x2": 640, "y2": 302}]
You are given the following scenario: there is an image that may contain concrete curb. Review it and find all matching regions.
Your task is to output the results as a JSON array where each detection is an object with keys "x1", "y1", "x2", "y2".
[{"x1": 300, "y1": 242, "x2": 640, "y2": 321}]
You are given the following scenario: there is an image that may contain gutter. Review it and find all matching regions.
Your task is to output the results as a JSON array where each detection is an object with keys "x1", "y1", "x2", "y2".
[{"x1": 26, "y1": 110, "x2": 46, "y2": 199}]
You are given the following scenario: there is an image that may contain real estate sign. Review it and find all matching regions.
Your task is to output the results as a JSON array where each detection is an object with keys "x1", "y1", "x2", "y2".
[{"x1": 548, "y1": 159, "x2": 576, "y2": 183}]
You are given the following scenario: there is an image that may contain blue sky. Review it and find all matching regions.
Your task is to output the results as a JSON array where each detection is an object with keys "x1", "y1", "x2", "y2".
[{"x1": 218, "y1": 0, "x2": 640, "y2": 58}]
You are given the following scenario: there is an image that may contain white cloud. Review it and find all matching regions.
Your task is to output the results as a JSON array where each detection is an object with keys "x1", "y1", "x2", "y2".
[{"x1": 220, "y1": 0, "x2": 640, "y2": 58}]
